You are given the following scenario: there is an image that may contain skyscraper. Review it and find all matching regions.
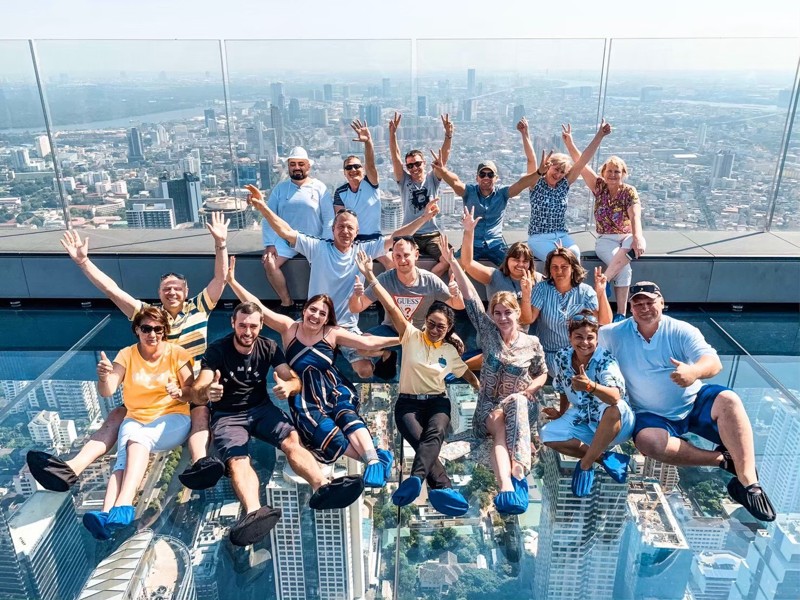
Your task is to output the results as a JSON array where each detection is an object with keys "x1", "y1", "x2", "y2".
[
  {"x1": 204, "y1": 108, "x2": 217, "y2": 133},
  {"x1": 245, "y1": 126, "x2": 265, "y2": 157},
  {"x1": 12, "y1": 149, "x2": 31, "y2": 170},
  {"x1": 688, "y1": 552, "x2": 743, "y2": 600},
  {"x1": 418, "y1": 95, "x2": 428, "y2": 117},
  {"x1": 127, "y1": 127, "x2": 145, "y2": 163},
  {"x1": 643, "y1": 456, "x2": 680, "y2": 491},
  {"x1": 288, "y1": 98, "x2": 301, "y2": 122},
  {"x1": 271, "y1": 82, "x2": 285, "y2": 109},
  {"x1": 365, "y1": 104, "x2": 381, "y2": 129},
  {"x1": 759, "y1": 395, "x2": 800, "y2": 514},
  {"x1": 712, "y1": 150, "x2": 735, "y2": 179},
  {"x1": 126, "y1": 199, "x2": 177, "y2": 229},
  {"x1": 34, "y1": 135, "x2": 50, "y2": 159},
  {"x1": 271, "y1": 105, "x2": 285, "y2": 151},
  {"x1": 381, "y1": 194, "x2": 401, "y2": 232},
  {"x1": 467, "y1": 68, "x2": 476, "y2": 96},
  {"x1": 382, "y1": 77, "x2": 391, "y2": 98},
  {"x1": 159, "y1": 173, "x2": 202, "y2": 225},
  {"x1": 323, "y1": 83, "x2": 333, "y2": 102},
  {"x1": 512, "y1": 104, "x2": 526, "y2": 124}
]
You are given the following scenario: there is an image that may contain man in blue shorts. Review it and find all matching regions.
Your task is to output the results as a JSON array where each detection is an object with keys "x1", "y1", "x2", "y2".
[{"x1": 599, "y1": 281, "x2": 775, "y2": 522}]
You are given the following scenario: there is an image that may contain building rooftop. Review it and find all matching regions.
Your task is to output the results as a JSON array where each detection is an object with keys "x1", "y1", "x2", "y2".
[
  {"x1": 627, "y1": 480, "x2": 690, "y2": 550},
  {"x1": 8, "y1": 490, "x2": 68, "y2": 555}
]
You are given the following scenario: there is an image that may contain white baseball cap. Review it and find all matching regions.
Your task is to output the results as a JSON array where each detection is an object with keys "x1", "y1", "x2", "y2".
[{"x1": 285, "y1": 146, "x2": 314, "y2": 166}]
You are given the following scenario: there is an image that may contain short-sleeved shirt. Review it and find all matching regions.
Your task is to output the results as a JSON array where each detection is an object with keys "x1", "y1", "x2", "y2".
[
  {"x1": 262, "y1": 178, "x2": 334, "y2": 248},
  {"x1": 528, "y1": 178, "x2": 570, "y2": 235},
  {"x1": 593, "y1": 178, "x2": 640, "y2": 235},
  {"x1": 398, "y1": 172, "x2": 440, "y2": 234},
  {"x1": 364, "y1": 268, "x2": 451, "y2": 330},
  {"x1": 294, "y1": 233, "x2": 385, "y2": 329},
  {"x1": 200, "y1": 334, "x2": 288, "y2": 413},
  {"x1": 135, "y1": 288, "x2": 216, "y2": 361},
  {"x1": 398, "y1": 326, "x2": 468, "y2": 395},
  {"x1": 113, "y1": 343, "x2": 192, "y2": 423},
  {"x1": 462, "y1": 183, "x2": 510, "y2": 245},
  {"x1": 532, "y1": 281, "x2": 598, "y2": 371},
  {"x1": 333, "y1": 177, "x2": 381, "y2": 236},
  {"x1": 552, "y1": 346, "x2": 627, "y2": 426},
  {"x1": 598, "y1": 316, "x2": 718, "y2": 420}
]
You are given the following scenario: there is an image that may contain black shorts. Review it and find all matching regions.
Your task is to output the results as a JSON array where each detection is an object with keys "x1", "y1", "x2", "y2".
[
  {"x1": 413, "y1": 232, "x2": 449, "y2": 260},
  {"x1": 210, "y1": 402, "x2": 295, "y2": 463}
]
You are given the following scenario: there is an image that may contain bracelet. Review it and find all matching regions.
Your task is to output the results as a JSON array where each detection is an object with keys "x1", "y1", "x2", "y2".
[
  {"x1": 76, "y1": 259, "x2": 88, "y2": 266},
  {"x1": 216, "y1": 244, "x2": 227, "y2": 250},
  {"x1": 445, "y1": 135, "x2": 453, "y2": 139},
  {"x1": 365, "y1": 280, "x2": 377, "y2": 291},
  {"x1": 536, "y1": 169, "x2": 546, "y2": 176},
  {"x1": 98, "y1": 377, "x2": 108, "y2": 383},
  {"x1": 591, "y1": 381, "x2": 598, "y2": 394}
]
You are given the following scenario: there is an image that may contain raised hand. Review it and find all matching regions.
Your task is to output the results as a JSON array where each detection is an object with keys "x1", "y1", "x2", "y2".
[
  {"x1": 388, "y1": 112, "x2": 402, "y2": 135},
  {"x1": 541, "y1": 406, "x2": 561, "y2": 420},
  {"x1": 669, "y1": 357, "x2": 697, "y2": 388},
  {"x1": 206, "y1": 211, "x2": 230, "y2": 244},
  {"x1": 166, "y1": 377, "x2": 182, "y2": 400},
  {"x1": 429, "y1": 148, "x2": 444, "y2": 173},
  {"x1": 441, "y1": 113, "x2": 453, "y2": 138},
  {"x1": 424, "y1": 197, "x2": 440, "y2": 220},
  {"x1": 353, "y1": 274, "x2": 364, "y2": 297},
  {"x1": 97, "y1": 351, "x2": 113, "y2": 381},
  {"x1": 272, "y1": 372, "x2": 293, "y2": 400},
  {"x1": 350, "y1": 119, "x2": 371, "y2": 144},
  {"x1": 561, "y1": 123, "x2": 572, "y2": 143},
  {"x1": 598, "y1": 118, "x2": 612, "y2": 137},
  {"x1": 61, "y1": 230, "x2": 90, "y2": 264},
  {"x1": 448, "y1": 271, "x2": 459, "y2": 297},
  {"x1": 593, "y1": 266, "x2": 608, "y2": 295},
  {"x1": 538, "y1": 149, "x2": 554, "y2": 174},
  {"x1": 436, "y1": 232, "x2": 455, "y2": 265},
  {"x1": 516, "y1": 117, "x2": 529, "y2": 135},
  {"x1": 207, "y1": 370, "x2": 224, "y2": 402},
  {"x1": 520, "y1": 271, "x2": 533, "y2": 298},
  {"x1": 355, "y1": 250, "x2": 374, "y2": 278},
  {"x1": 571, "y1": 364, "x2": 593, "y2": 393},
  {"x1": 226, "y1": 256, "x2": 237, "y2": 284},
  {"x1": 461, "y1": 206, "x2": 482, "y2": 232}
]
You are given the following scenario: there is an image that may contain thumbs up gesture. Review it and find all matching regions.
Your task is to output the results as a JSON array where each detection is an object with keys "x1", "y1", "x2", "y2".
[
  {"x1": 207, "y1": 369, "x2": 224, "y2": 402},
  {"x1": 571, "y1": 363, "x2": 593, "y2": 393},
  {"x1": 271, "y1": 371, "x2": 293, "y2": 400},
  {"x1": 353, "y1": 275, "x2": 364, "y2": 297},
  {"x1": 166, "y1": 377, "x2": 182, "y2": 400},
  {"x1": 448, "y1": 270, "x2": 460, "y2": 297},
  {"x1": 669, "y1": 357, "x2": 697, "y2": 388},
  {"x1": 97, "y1": 351, "x2": 113, "y2": 381}
]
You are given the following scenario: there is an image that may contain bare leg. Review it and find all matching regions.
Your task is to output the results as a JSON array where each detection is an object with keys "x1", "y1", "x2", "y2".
[
  {"x1": 604, "y1": 249, "x2": 630, "y2": 283},
  {"x1": 263, "y1": 254, "x2": 292, "y2": 306},
  {"x1": 614, "y1": 286, "x2": 630, "y2": 316},
  {"x1": 635, "y1": 428, "x2": 723, "y2": 467},
  {"x1": 102, "y1": 470, "x2": 123, "y2": 512},
  {"x1": 229, "y1": 456, "x2": 261, "y2": 514},
  {"x1": 281, "y1": 432, "x2": 327, "y2": 491},
  {"x1": 578, "y1": 405, "x2": 622, "y2": 470},
  {"x1": 712, "y1": 391, "x2": 758, "y2": 486},
  {"x1": 66, "y1": 406, "x2": 126, "y2": 476},
  {"x1": 486, "y1": 410, "x2": 513, "y2": 492},
  {"x1": 114, "y1": 442, "x2": 150, "y2": 506},
  {"x1": 345, "y1": 428, "x2": 376, "y2": 461},
  {"x1": 351, "y1": 358, "x2": 375, "y2": 379},
  {"x1": 544, "y1": 439, "x2": 588, "y2": 460},
  {"x1": 431, "y1": 259, "x2": 448, "y2": 278},
  {"x1": 186, "y1": 406, "x2": 210, "y2": 464}
]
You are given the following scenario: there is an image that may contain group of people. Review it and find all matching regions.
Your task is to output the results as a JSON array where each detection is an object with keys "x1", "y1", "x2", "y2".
[{"x1": 26, "y1": 113, "x2": 774, "y2": 552}]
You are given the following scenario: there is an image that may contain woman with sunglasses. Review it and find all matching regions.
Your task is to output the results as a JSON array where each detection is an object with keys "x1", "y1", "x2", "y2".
[
  {"x1": 83, "y1": 306, "x2": 194, "y2": 540},
  {"x1": 225, "y1": 258, "x2": 397, "y2": 488},
  {"x1": 540, "y1": 309, "x2": 634, "y2": 497},
  {"x1": 355, "y1": 250, "x2": 480, "y2": 516},
  {"x1": 438, "y1": 235, "x2": 547, "y2": 515}
]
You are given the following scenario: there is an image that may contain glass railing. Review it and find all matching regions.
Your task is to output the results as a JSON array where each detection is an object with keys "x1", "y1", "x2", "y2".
[
  {"x1": 0, "y1": 305, "x2": 798, "y2": 600},
  {"x1": 1, "y1": 38, "x2": 798, "y2": 236}
]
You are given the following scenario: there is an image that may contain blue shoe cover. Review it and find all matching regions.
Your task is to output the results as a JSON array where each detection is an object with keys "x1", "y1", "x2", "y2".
[
  {"x1": 571, "y1": 465, "x2": 595, "y2": 497},
  {"x1": 428, "y1": 488, "x2": 469, "y2": 516},
  {"x1": 612, "y1": 314, "x2": 626, "y2": 323},
  {"x1": 364, "y1": 462, "x2": 387, "y2": 488},
  {"x1": 83, "y1": 511, "x2": 111, "y2": 540},
  {"x1": 600, "y1": 451, "x2": 630, "y2": 483},
  {"x1": 377, "y1": 449, "x2": 394, "y2": 481},
  {"x1": 494, "y1": 491, "x2": 528, "y2": 515},
  {"x1": 392, "y1": 476, "x2": 422, "y2": 506},
  {"x1": 107, "y1": 505, "x2": 135, "y2": 530}
]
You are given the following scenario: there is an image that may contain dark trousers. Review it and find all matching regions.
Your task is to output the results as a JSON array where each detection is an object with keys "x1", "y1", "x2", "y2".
[{"x1": 394, "y1": 395, "x2": 452, "y2": 490}]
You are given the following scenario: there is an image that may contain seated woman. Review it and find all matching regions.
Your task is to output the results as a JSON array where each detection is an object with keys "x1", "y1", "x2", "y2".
[
  {"x1": 530, "y1": 246, "x2": 612, "y2": 375},
  {"x1": 84, "y1": 307, "x2": 193, "y2": 540},
  {"x1": 539, "y1": 309, "x2": 634, "y2": 497},
  {"x1": 441, "y1": 235, "x2": 547, "y2": 515},
  {"x1": 355, "y1": 250, "x2": 480, "y2": 516},
  {"x1": 226, "y1": 258, "x2": 396, "y2": 488}
]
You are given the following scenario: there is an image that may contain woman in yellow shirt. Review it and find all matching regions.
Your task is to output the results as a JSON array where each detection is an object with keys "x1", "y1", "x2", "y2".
[{"x1": 83, "y1": 306, "x2": 194, "y2": 540}]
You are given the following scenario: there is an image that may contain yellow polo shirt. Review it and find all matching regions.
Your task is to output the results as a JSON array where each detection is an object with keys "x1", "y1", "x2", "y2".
[{"x1": 398, "y1": 327, "x2": 468, "y2": 395}]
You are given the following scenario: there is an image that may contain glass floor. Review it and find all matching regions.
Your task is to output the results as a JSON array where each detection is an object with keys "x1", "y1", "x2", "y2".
[{"x1": 0, "y1": 305, "x2": 797, "y2": 600}]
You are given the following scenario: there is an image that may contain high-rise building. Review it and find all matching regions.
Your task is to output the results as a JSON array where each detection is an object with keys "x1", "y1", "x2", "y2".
[
  {"x1": 245, "y1": 126, "x2": 265, "y2": 157},
  {"x1": 200, "y1": 197, "x2": 254, "y2": 230},
  {"x1": 463, "y1": 99, "x2": 476, "y2": 123},
  {"x1": 417, "y1": 95, "x2": 428, "y2": 117},
  {"x1": 266, "y1": 454, "x2": 364, "y2": 600},
  {"x1": 126, "y1": 199, "x2": 177, "y2": 229},
  {"x1": 127, "y1": 127, "x2": 145, "y2": 163},
  {"x1": 697, "y1": 123, "x2": 707, "y2": 148},
  {"x1": 204, "y1": 108, "x2": 217, "y2": 132},
  {"x1": 41, "y1": 380, "x2": 100, "y2": 423},
  {"x1": 235, "y1": 163, "x2": 258, "y2": 186},
  {"x1": 323, "y1": 83, "x2": 333, "y2": 102},
  {"x1": 381, "y1": 194, "x2": 401, "y2": 232},
  {"x1": 365, "y1": 104, "x2": 381, "y2": 129},
  {"x1": 688, "y1": 552, "x2": 743, "y2": 600},
  {"x1": 271, "y1": 105, "x2": 285, "y2": 151},
  {"x1": 12, "y1": 149, "x2": 31, "y2": 170},
  {"x1": 535, "y1": 448, "x2": 628, "y2": 600},
  {"x1": 712, "y1": 150, "x2": 735, "y2": 179},
  {"x1": 262, "y1": 128, "x2": 279, "y2": 165},
  {"x1": 34, "y1": 135, "x2": 50, "y2": 159},
  {"x1": 467, "y1": 68, "x2": 476, "y2": 96},
  {"x1": 0, "y1": 491, "x2": 91, "y2": 600},
  {"x1": 512, "y1": 104, "x2": 526, "y2": 124},
  {"x1": 760, "y1": 395, "x2": 800, "y2": 514},
  {"x1": 159, "y1": 173, "x2": 202, "y2": 224},
  {"x1": 342, "y1": 84, "x2": 350, "y2": 100},
  {"x1": 381, "y1": 77, "x2": 390, "y2": 98},
  {"x1": 178, "y1": 154, "x2": 202, "y2": 179},
  {"x1": 271, "y1": 82, "x2": 285, "y2": 109},
  {"x1": 643, "y1": 456, "x2": 680, "y2": 491},
  {"x1": 27, "y1": 410, "x2": 76, "y2": 453},
  {"x1": 310, "y1": 107, "x2": 329, "y2": 127},
  {"x1": 288, "y1": 98, "x2": 301, "y2": 122}
]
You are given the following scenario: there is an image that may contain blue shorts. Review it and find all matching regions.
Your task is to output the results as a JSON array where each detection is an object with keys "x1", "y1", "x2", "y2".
[
  {"x1": 632, "y1": 384, "x2": 727, "y2": 445},
  {"x1": 455, "y1": 239, "x2": 508, "y2": 267}
]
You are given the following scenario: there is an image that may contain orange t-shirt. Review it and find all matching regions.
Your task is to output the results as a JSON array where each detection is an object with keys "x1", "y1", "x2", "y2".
[{"x1": 113, "y1": 343, "x2": 193, "y2": 423}]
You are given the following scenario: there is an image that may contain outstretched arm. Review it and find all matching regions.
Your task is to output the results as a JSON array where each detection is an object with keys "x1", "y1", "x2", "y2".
[
  {"x1": 430, "y1": 148, "x2": 466, "y2": 197},
  {"x1": 508, "y1": 149, "x2": 552, "y2": 198},
  {"x1": 561, "y1": 123, "x2": 598, "y2": 189},
  {"x1": 594, "y1": 267, "x2": 613, "y2": 326},
  {"x1": 517, "y1": 117, "x2": 538, "y2": 176},
  {"x1": 205, "y1": 211, "x2": 230, "y2": 304},
  {"x1": 245, "y1": 183, "x2": 298, "y2": 246},
  {"x1": 333, "y1": 327, "x2": 400, "y2": 351},
  {"x1": 437, "y1": 233, "x2": 479, "y2": 303},
  {"x1": 385, "y1": 197, "x2": 440, "y2": 246},
  {"x1": 439, "y1": 114, "x2": 454, "y2": 168},
  {"x1": 388, "y1": 112, "x2": 405, "y2": 183},
  {"x1": 226, "y1": 257, "x2": 294, "y2": 334},
  {"x1": 566, "y1": 119, "x2": 611, "y2": 185},
  {"x1": 61, "y1": 231, "x2": 140, "y2": 318},
  {"x1": 355, "y1": 250, "x2": 409, "y2": 338},
  {"x1": 458, "y1": 207, "x2": 493, "y2": 285}
]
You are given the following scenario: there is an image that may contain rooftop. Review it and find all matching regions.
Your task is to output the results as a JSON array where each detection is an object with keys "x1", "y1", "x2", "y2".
[{"x1": 8, "y1": 490, "x2": 68, "y2": 555}]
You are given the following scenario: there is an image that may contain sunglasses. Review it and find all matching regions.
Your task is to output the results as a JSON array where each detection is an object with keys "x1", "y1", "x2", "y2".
[
  {"x1": 478, "y1": 171, "x2": 495, "y2": 179},
  {"x1": 425, "y1": 320, "x2": 448, "y2": 332},
  {"x1": 139, "y1": 324, "x2": 165, "y2": 334},
  {"x1": 344, "y1": 164, "x2": 363, "y2": 171},
  {"x1": 161, "y1": 272, "x2": 186, "y2": 281},
  {"x1": 570, "y1": 314, "x2": 598, "y2": 325},
  {"x1": 629, "y1": 284, "x2": 660, "y2": 297},
  {"x1": 405, "y1": 161, "x2": 424, "y2": 169},
  {"x1": 392, "y1": 235, "x2": 417, "y2": 244}
]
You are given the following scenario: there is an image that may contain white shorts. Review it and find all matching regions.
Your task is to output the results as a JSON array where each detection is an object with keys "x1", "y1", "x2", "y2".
[
  {"x1": 540, "y1": 401, "x2": 634, "y2": 448},
  {"x1": 528, "y1": 232, "x2": 580, "y2": 263},
  {"x1": 113, "y1": 414, "x2": 191, "y2": 472},
  {"x1": 595, "y1": 234, "x2": 634, "y2": 287}
]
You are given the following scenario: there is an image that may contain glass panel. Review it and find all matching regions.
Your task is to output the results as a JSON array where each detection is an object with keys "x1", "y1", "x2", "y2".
[
  {"x1": 772, "y1": 66, "x2": 800, "y2": 230},
  {"x1": 605, "y1": 38, "x2": 799, "y2": 231},
  {"x1": 415, "y1": 38, "x2": 607, "y2": 234},
  {"x1": 33, "y1": 40, "x2": 232, "y2": 231},
  {"x1": 0, "y1": 41, "x2": 58, "y2": 230}
]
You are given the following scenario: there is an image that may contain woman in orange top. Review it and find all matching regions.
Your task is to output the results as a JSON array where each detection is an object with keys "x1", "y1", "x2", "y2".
[{"x1": 83, "y1": 306, "x2": 194, "y2": 540}]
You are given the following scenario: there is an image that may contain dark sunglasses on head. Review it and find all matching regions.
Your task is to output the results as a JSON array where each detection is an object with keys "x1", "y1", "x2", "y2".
[
  {"x1": 344, "y1": 164, "x2": 363, "y2": 171},
  {"x1": 161, "y1": 272, "x2": 186, "y2": 281},
  {"x1": 425, "y1": 320, "x2": 448, "y2": 332},
  {"x1": 629, "y1": 284, "x2": 660, "y2": 297},
  {"x1": 139, "y1": 324, "x2": 165, "y2": 334},
  {"x1": 406, "y1": 161, "x2": 424, "y2": 169},
  {"x1": 392, "y1": 235, "x2": 416, "y2": 244},
  {"x1": 478, "y1": 171, "x2": 495, "y2": 179},
  {"x1": 570, "y1": 314, "x2": 598, "y2": 325}
]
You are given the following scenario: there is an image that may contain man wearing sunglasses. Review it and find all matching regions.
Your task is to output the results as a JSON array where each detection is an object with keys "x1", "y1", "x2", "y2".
[
  {"x1": 29, "y1": 213, "x2": 231, "y2": 495},
  {"x1": 388, "y1": 111, "x2": 453, "y2": 277},
  {"x1": 432, "y1": 157, "x2": 544, "y2": 266},
  {"x1": 599, "y1": 281, "x2": 776, "y2": 522}
]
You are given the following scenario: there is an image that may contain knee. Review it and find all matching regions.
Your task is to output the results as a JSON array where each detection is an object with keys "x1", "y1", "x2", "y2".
[
  {"x1": 485, "y1": 411, "x2": 505, "y2": 435},
  {"x1": 227, "y1": 455, "x2": 250, "y2": 475},
  {"x1": 106, "y1": 406, "x2": 127, "y2": 427},
  {"x1": 352, "y1": 360, "x2": 374, "y2": 379},
  {"x1": 189, "y1": 407, "x2": 210, "y2": 433},
  {"x1": 280, "y1": 431, "x2": 303, "y2": 454},
  {"x1": 634, "y1": 432, "x2": 667, "y2": 459},
  {"x1": 713, "y1": 391, "x2": 743, "y2": 417},
  {"x1": 603, "y1": 404, "x2": 621, "y2": 421}
]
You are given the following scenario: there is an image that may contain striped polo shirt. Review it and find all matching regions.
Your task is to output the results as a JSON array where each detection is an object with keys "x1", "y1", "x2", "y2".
[{"x1": 134, "y1": 287, "x2": 216, "y2": 360}]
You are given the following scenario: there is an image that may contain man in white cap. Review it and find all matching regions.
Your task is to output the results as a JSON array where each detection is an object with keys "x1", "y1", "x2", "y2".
[{"x1": 261, "y1": 147, "x2": 334, "y2": 308}]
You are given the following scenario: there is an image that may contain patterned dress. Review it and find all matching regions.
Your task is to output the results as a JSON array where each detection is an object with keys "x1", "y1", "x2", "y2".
[{"x1": 466, "y1": 298, "x2": 547, "y2": 472}]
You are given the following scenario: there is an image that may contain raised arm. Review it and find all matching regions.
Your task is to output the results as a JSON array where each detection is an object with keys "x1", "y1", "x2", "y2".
[
  {"x1": 355, "y1": 250, "x2": 409, "y2": 338},
  {"x1": 593, "y1": 267, "x2": 613, "y2": 326},
  {"x1": 351, "y1": 119, "x2": 378, "y2": 185},
  {"x1": 430, "y1": 149, "x2": 466, "y2": 197},
  {"x1": 517, "y1": 117, "x2": 538, "y2": 175},
  {"x1": 96, "y1": 351, "x2": 125, "y2": 397},
  {"x1": 385, "y1": 197, "x2": 440, "y2": 245},
  {"x1": 507, "y1": 149, "x2": 552, "y2": 198},
  {"x1": 388, "y1": 112, "x2": 405, "y2": 183},
  {"x1": 332, "y1": 327, "x2": 399, "y2": 351},
  {"x1": 437, "y1": 233, "x2": 479, "y2": 303},
  {"x1": 225, "y1": 257, "x2": 294, "y2": 334},
  {"x1": 561, "y1": 123, "x2": 598, "y2": 190},
  {"x1": 566, "y1": 119, "x2": 611, "y2": 185},
  {"x1": 457, "y1": 207, "x2": 493, "y2": 285},
  {"x1": 205, "y1": 211, "x2": 230, "y2": 304},
  {"x1": 348, "y1": 273, "x2": 374, "y2": 316},
  {"x1": 439, "y1": 114, "x2": 454, "y2": 168},
  {"x1": 61, "y1": 231, "x2": 140, "y2": 318},
  {"x1": 245, "y1": 183, "x2": 298, "y2": 246},
  {"x1": 519, "y1": 271, "x2": 534, "y2": 326}
]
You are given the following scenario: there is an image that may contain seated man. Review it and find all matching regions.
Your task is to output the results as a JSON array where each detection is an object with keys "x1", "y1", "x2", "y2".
[
  {"x1": 27, "y1": 213, "x2": 230, "y2": 494},
  {"x1": 599, "y1": 281, "x2": 776, "y2": 522},
  {"x1": 193, "y1": 302, "x2": 364, "y2": 547}
]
